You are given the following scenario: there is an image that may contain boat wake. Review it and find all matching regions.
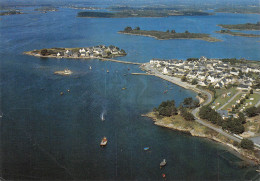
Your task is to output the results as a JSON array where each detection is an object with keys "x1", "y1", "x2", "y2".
[{"x1": 100, "y1": 111, "x2": 106, "y2": 121}]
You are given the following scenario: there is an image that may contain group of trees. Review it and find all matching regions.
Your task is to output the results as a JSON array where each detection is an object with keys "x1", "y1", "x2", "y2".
[
  {"x1": 179, "y1": 107, "x2": 195, "y2": 121},
  {"x1": 245, "y1": 106, "x2": 259, "y2": 117},
  {"x1": 40, "y1": 49, "x2": 49, "y2": 56},
  {"x1": 240, "y1": 139, "x2": 254, "y2": 150},
  {"x1": 182, "y1": 97, "x2": 200, "y2": 108},
  {"x1": 199, "y1": 106, "x2": 246, "y2": 134},
  {"x1": 199, "y1": 106, "x2": 223, "y2": 125},
  {"x1": 124, "y1": 26, "x2": 140, "y2": 32},
  {"x1": 154, "y1": 100, "x2": 178, "y2": 117},
  {"x1": 154, "y1": 98, "x2": 195, "y2": 121}
]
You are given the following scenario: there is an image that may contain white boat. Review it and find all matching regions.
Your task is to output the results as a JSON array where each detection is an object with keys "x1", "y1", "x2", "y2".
[
  {"x1": 101, "y1": 112, "x2": 105, "y2": 121},
  {"x1": 100, "y1": 137, "x2": 107, "y2": 146},
  {"x1": 63, "y1": 69, "x2": 72, "y2": 75},
  {"x1": 89, "y1": 66, "x2": 92, "y2": 70},
  {"x1": 160, "y1": 159, "x2": 166, "y2": 167}
]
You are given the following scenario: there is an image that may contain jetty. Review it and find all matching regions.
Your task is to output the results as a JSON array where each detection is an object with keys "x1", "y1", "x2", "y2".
[
  {"x1": 99, "y1": 58, "x2": 141, "y2": 65},
  {"x1": 131, "y1": 73, "x2": 154, "y2": 75}
]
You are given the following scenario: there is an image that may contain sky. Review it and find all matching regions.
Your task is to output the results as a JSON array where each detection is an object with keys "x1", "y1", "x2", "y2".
[{"x1": 0, "y1": 0, "x2": 259, "y2": 7}]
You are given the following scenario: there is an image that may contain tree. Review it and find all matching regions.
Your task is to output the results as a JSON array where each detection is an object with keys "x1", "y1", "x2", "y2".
[
  {"x1": 124, "y1": 26, "x2": 132, "y2": 32},
  {"x1": 181, "y1": 76, "x2": 187, "y2": 82},
  {"x1": 40, "y1": 49, "x2": 48, "y2": 56},
  {"x1": 240, "y1": 139, "x2": 254, "y2": 150},
  {"x1": 183, "y1": 97, "x2": 193, "y2": 107},
  {"x1": 171, "y1": 30, "x2": 176, "y2": 33},
  {"x1": 134, "y1": 26, "x2": 140, "y2": 30},
  {"x1": 158, "y1": 100, "x2": 178, "y2": 117},
  {"x1": 185, "y1": 30, "x2": 189, "y2": 34},
  {"x1": 191, "y1": 79, "x2": 198, "y2": 85},
  {"x1": 238, "y1": 112, "x2": 246, "y2": 124},
  {"x1": 192, "y1": 100, "x2": 200, "y2": 108},
  {"x1": 245, "y1": 106, "x2": 257, "y2": 117},
  {"x1": 180, "y1": 107, "x2": 194, "y2": 121},
  {"x1": 166, "y1": 30, "x2": 169, "y2": 33}
]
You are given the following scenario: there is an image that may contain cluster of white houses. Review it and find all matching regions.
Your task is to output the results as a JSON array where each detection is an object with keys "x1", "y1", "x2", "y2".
[
  {"x1": 150, "y1": 57, "x2": 260, "y2": 90},
  {"x1": 56, "y1": 45, "x2": 126, "y2": 58}
]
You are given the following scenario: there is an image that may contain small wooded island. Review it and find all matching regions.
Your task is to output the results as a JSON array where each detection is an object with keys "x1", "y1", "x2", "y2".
[
  {"x1": 218, "y1": 22, "x2": 260, "y2": 30},
  {"x1": 0, "y1": 10, "x2": 23, "y2": 16},
  {"x1": 118, "y1": 27, "x2": 221, "y2": 42},
  {"x1": 216, "y1": 30, "x2": 260, "y2": 38},
  {"x1": 24, "y1": 45, "x2": 127, "y2": 59}
]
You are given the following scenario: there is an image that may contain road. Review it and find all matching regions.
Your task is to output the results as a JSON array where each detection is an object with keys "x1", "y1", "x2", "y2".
[{"x1": 218, "y1": 90, "x2": 242, "y2": 110}]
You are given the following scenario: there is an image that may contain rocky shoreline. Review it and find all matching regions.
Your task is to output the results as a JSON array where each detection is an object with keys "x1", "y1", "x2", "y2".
[{"x1": 142, "y1": 112, "x2": 260, "y2": 165}]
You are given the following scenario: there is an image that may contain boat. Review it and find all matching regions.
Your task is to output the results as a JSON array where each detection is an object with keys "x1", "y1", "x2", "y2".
[
  {"x1": 60, "y1": 92, "x2": 64, "y2": 96},
  {"x1": 107, "y1": 70, "x2": 109, "y2": 73},
  {"x1": 122, "y1": 87, "x2": 126, "y2": 90},
  {"x1": 162, "y1": 173, "x2": 166, "y2": 178},
  {"x1": 89, "y1": 66, "x2": 92, "y2": 70},
  {"x1": 100, "y1": 137, "x2": 107, "y2": 146},
  {"x1": 256, "y1": 170, "x2": 260, "y2": 173},
  {"x1": 100, "y1": 112, "x2": 105, "y2": 121},
  {"x1": 160, "y1": 159, "x2": 166, "y2": 168},
  {"x1": 163, "y1": 90, "x2": 168, "y2": 94},
  {"x1": 144, "y1": 147, "x2": 150, "y2": 151}
]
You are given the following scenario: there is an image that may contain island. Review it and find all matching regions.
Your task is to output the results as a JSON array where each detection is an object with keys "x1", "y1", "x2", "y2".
[
  {"x1": 139, "y1": 56, "x2": 260, "y2": 164},
  {"x1": 77, "y1": 10, "x2": 212, "y2": 18},
  {"x1": 118, "y1": 27, "x2": 221, "y2": 42},
  {"x1": 218, "y1": 22, "x2": 260, "y2": 30},
  {"x1": 34, "y1": 7, "x2": 58, "y2": 12},
  {"x1": 24, "y1": 45, "x2": 127, "y2": 59},
  {"x1": 0, "y1": 10, "x2": 23, "y2": 16},
  {"x1": 216, "y1": 30, "x2": 260, "y2": 38}
]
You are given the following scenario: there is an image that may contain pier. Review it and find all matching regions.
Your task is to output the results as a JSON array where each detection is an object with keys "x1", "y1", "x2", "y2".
[
  {"x1": 131, "y1": 73, "x2": 154, "y2": 75},
  {"x1": 99, "y1": 58, "x2": 141, "y2": 65}
]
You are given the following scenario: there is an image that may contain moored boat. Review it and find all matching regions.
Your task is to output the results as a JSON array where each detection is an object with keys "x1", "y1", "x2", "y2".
[
  {"x1": 144, "y1": 147, "x2": 150, "y2": 151},
  {"x1": 160, "y1": 159, "x2": 166, "y2": 168},
  {"x1": 100, "y1": 137, "x2": 107, "y2": 146}
]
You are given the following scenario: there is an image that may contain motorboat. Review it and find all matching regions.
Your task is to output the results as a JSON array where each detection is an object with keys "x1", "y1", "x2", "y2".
[{"x1": 100, "y1": 137, "x2": 107, "y2": 146}]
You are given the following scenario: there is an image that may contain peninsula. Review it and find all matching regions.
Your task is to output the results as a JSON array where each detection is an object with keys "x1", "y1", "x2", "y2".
[
  {"x1": 119, "y1": 27, "x2": 221, "y2": 42},
  {"x1": 24, "y1": 45, "x2": 127, "y2": 59},
  {"x1": 218, "y1": 22, "x2": 260, "y2": 30},
  {"x1": 140, "y1": 57, "x2": 260, "y2": 164},
  {"x1": 216, "y1": 30, "x2": 260, "y2": 38}
]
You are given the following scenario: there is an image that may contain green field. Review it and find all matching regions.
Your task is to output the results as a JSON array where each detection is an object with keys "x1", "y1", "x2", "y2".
[
  {"x1": 238, "y1": 93, "x2": 260, "y2": 110},
  {"x1": 212, "y1": 87, "x2": 238, "y2": 110},
  {"x1": 222, "y1": 93, "x2": 243, "y2": 111}
]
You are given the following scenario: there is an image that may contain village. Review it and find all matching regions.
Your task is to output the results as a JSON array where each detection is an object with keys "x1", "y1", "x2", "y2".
[
  {"x1": 148, "y1": 57, "x2": 260, "y2": 131},
  {"x1": 149, "y1": 57, "x2": 259, "y2": 91},
  {"x1": 26, "y1": 45, "x2": 127, "y2": 59}
]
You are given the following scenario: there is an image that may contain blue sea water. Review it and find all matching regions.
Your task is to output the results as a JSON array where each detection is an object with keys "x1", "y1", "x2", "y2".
[{"x1": 0, "y1": 6, "x2": 259, "y2": 180}]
